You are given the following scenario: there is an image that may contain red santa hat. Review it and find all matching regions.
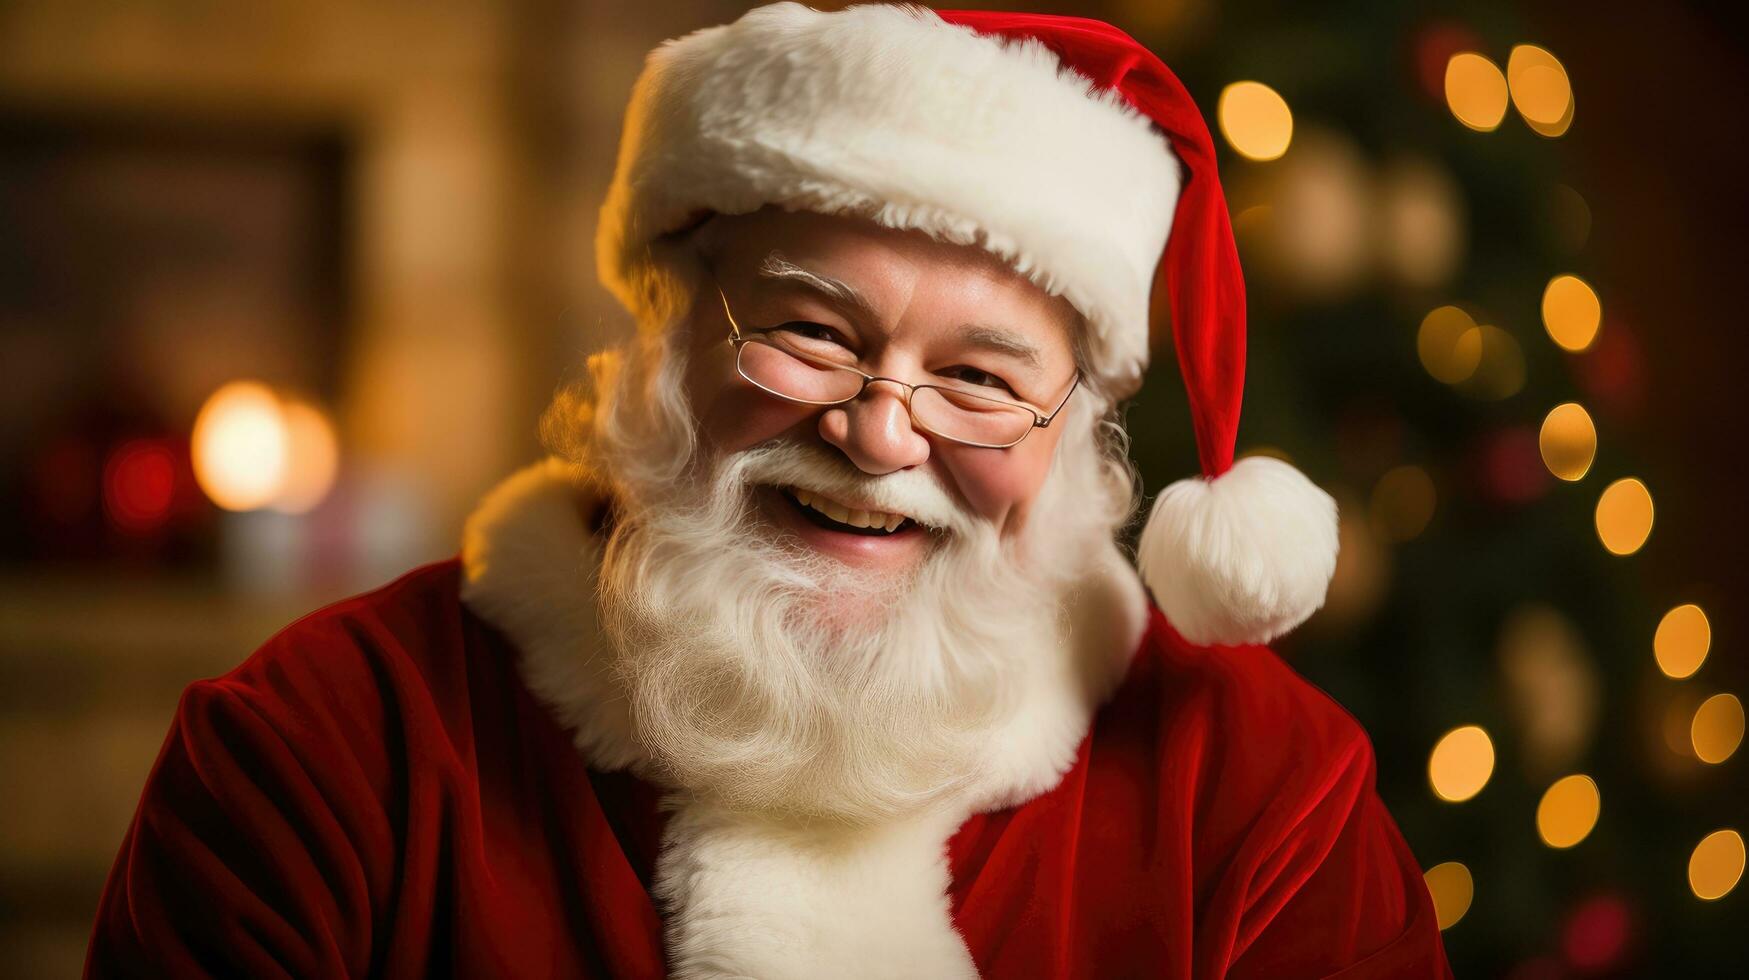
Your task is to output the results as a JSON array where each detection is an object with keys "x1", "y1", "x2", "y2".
[{"x1": 596, "y1": 2, "x2": 1339, "y2": 647}]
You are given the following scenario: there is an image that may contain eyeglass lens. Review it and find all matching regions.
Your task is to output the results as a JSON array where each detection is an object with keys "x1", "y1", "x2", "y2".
[{"x1": 736, "y1": 337, "x2": 1037, "y2": 448}]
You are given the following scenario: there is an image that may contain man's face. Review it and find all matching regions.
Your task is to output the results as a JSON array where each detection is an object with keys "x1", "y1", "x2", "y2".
[
  {"x1": 680, "y1": 208, "x2": 1083, "y2": 577},
  {"x1": 584, "y1": 208, "x2": 1122, "y2": 819}
]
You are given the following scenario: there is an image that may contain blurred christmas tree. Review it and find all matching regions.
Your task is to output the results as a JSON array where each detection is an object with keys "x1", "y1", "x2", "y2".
[{"x1": 1104, "y1": 0, "x2": 1746, "y2": 975}]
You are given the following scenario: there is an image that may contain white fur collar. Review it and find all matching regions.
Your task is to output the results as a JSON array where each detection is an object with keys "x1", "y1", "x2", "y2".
[{"x1": 460, "y1": 459, "x2": 1147, "y2": 977}]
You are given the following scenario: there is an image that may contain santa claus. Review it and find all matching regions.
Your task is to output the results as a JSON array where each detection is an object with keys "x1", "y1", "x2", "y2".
[{"x1": 87, "y1": 4, "x2": 1452, "y2": 978}]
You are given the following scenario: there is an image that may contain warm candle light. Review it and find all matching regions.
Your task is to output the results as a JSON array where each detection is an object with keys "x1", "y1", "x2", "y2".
[
  {"x1": 191, "y1": 382, "x2": 289, "y2": 512},
  {"x1": 191, "y1": 382, "x2": 341, "y2": 514},
  {"x1": 273, "y1": 400, "x2": 342, "y2": 515}
]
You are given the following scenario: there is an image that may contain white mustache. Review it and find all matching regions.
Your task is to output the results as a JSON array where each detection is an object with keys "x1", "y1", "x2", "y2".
[{"x1": 728, "y1": 440, "x2": 973, "y2": 535}]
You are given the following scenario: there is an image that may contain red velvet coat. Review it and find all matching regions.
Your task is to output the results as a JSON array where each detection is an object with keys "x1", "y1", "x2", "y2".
[{"x1": 85, "y1": 559, "x2": 1451, "y2": 978}]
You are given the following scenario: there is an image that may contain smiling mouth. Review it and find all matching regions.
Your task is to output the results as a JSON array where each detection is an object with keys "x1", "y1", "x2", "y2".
[{"x1": 780, "y1": 486, "x2": 917, "y2": 537}]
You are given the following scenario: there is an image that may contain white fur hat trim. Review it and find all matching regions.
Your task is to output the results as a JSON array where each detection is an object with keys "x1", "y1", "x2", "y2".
[{"x1": 596, "y1": 1, "x2": 1182, "y2": 395}]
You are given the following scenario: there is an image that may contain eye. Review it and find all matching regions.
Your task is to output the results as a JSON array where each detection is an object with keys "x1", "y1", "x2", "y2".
[
  {"x1": 763, "y1": 321, "x2": 853, "y2": 351},
  {"x1": 939, "y1": 365, "x2": 1015, "y2": 393}
]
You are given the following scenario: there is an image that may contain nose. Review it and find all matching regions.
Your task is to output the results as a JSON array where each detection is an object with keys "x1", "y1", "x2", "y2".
[{"x1": 818, "y1": 380, "x2": 931, "y2": 475}]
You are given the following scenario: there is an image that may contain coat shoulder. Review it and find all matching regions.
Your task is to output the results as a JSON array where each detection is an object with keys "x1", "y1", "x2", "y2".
[
  {"x1": 1119, "y1": 605, "x2": 1378, "y2": 766},
  {"x1": 202, "y1": 558, "x2": 516, "y2": 753},
  {"x1": 1083, "y1": 609, "x2": 1446, "y2": 976},
  {"x1": 219, "y1": 559, "x2": 469, "y2": 685},
  {"x1": 1096, "y1": 606, "x2": 1379, "y2": 812},
  {"x1": 88, "y1": 560, "x2": 551, "y2": 977}
]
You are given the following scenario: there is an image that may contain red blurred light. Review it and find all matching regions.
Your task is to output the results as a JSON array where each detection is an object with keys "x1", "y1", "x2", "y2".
[
  {"x1": 1477, "y1": 426, "x2": 1550, "y2": 506},
  {"x1": 1561, "y1": 893, "x2": 1633, "y2": 973},
  {"x1": 103, "y1": 439, "x2": 176, "y2": 533},
  {"x1": 1576, "y1": 319, "x2": 1645, "y2": 419}
]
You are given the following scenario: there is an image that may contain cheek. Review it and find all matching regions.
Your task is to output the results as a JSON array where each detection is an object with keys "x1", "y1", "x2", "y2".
[
  {"x1": 939, "y1": 432, "x2": 1059, "y2": 531},
  {"x1": 686, "y1": 346, "x2": 820, "y2": 454}
]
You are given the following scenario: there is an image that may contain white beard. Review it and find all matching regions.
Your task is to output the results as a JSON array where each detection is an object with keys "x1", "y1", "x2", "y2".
[
  {"x1": 595, "y1": 437, "x2": 1106, "y2": 824},
  {"x1": 461, "y1": 343, "x2": 1147, "y2": 979}
]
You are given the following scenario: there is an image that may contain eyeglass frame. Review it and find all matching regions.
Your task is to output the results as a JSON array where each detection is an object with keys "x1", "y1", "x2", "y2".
[{"x1": 711, "y1": 275, "x2": 1081, "y2": 450}]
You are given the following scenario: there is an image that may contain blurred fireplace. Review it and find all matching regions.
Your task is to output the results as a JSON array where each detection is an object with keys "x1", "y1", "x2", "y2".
[{"x1": 0, "y1": 111, "x2": 351, "y2": 570}]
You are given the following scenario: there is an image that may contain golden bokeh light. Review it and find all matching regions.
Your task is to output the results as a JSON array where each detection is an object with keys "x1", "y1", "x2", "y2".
[
  {"x1": 1508, "y1": 45, "x2": 1574, "y2": 137},
  {"x1": 1429, "y1": 725, "x2": 1495, "y2": 802},
  {"x1": 1247, "y1": 128, "x2": 1372, "y2": 298},
  {"x1": 1245, "y1": 130, "x2": 1378, "y2": 299},
  {"x1": 1445, "y1": 53, "x2": 1509, "y2": 132},
  {"x1": 1498, "y1": 605, "x2": 1599, "y2": 777},
  {"x1": 1424, "y1": 862, "x2": 1474, "y2": 929},
  {"x1": 1542, "y1": 274, "x2": 1602, "y2": 352},
  {"x1": 1595, "y1": 478, "x2": 1653, "y2": 556},
  {"x1": 1418, "y1": 305, "x2": 1482, "y2": 384},
  {"x1": 273, "y1": 400, "x2": 342, "y2": 515},
  {"x1": 1218, "y1": 81, "x2": 1294, "y2": 161},
  {"x1": 1372, "y1": 465, "x2": 1437, "y2": 542},
  {"x1": 1539, "y1": 402, "x2": 1595, "y2": 483},
  {"x1": 1459, "y1": 325, "x2": 1527, "y2": 401},
  {"x1": 1689, "y1": 830, "x2": 1745, "y2": 901},
  {"x1": 1539, "y1": 402, "x2": 1597, "y2": 481},
  {"x1": 1379, "y1": 156, "x2": 1464, "y2": 288},
  {"x1": 1655, "y1": 604, "x2": 1711, "y2": 679},
  {"x1": 1536, "y1": 774, "x2": 1601, "y2": 849},
  {"x1": 192, "y1": 382, "x2": 289, "y2": 512},
  {"x1": 191, "y1": 383, "x2": 342, "y2": 514},
  {"x1": 1691, "y1": 693, "x2": 1745, "y2": 765}
]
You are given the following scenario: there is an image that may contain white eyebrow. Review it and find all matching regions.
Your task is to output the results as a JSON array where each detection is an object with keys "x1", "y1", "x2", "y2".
[
  {"x1": 956, "y1": 324, "x2": 1043, "y2": 369},
  {"x1": 757, "y1": 251, "x2": 1045, "y2": 369},
  {"x1": 756, "y1": 252, "x2": 881, "y2": 322}
]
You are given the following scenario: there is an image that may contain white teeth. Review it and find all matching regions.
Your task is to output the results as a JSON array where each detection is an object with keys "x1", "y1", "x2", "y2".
[{"x1": 789, "y1": 487, "x2": 909, "y2": 533}]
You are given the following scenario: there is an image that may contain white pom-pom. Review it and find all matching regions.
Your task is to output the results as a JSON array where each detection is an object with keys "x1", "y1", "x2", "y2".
[{"x1": 1136, "y1": 455, "x2": 1339, "y2": 647}]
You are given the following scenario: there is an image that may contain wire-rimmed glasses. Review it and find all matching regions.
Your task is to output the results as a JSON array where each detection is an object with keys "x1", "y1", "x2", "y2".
[{"x1": 715, "y1": 283, "x2": 1079, "y2": 450}]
